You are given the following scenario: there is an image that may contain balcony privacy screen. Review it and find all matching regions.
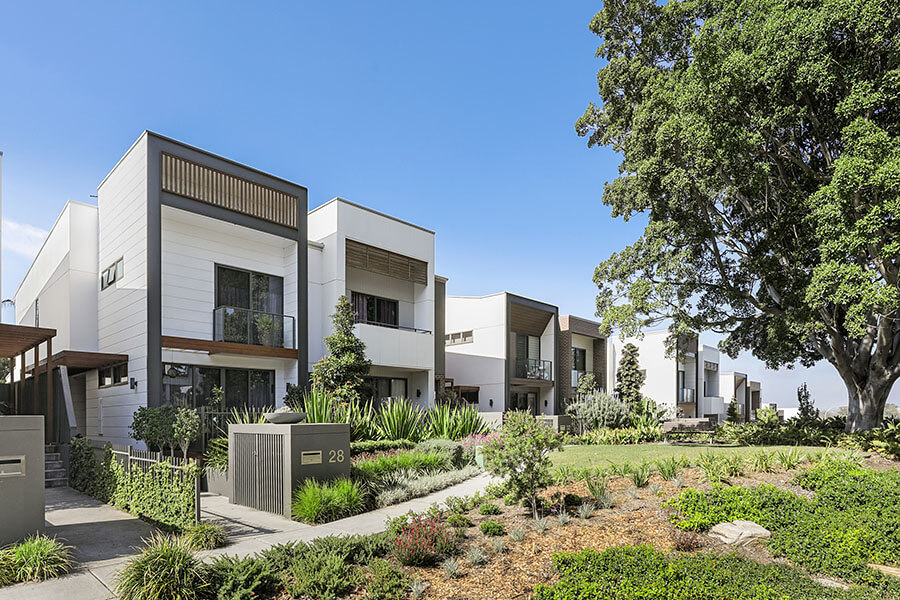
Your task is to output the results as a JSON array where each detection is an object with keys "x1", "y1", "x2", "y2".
[{"x1": 346, "y1": 239, "x2": 428, "y2": 284}]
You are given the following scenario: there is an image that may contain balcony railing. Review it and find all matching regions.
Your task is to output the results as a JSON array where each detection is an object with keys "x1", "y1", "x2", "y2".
[
  {"x1": 353, "y1": 318, "x2": 431, "y2": 334},
  {"x1": 679, "y1": 388, "x2": 696, "y2": 403},
  {"x1": 515, "y1": 358, "x2": 553, "y2": 381},
  {"x1": 213, "y1": 306, "x2": 296, "y2": 349}
]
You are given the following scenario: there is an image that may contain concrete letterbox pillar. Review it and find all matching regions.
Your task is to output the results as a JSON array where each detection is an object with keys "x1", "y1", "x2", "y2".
[
  {"x1": 228, "y1": 423, "x2": 351, "y2": 519},
  {"x1": 0, "y1": 416, "x2": 45, "y2": 545}
]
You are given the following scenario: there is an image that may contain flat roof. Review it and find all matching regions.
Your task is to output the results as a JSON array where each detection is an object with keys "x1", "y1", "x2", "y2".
[
  {"x1": 99, "y1": 130, "x2": 308, "y2": 191},
  {"x1": 309, "y1": 197, "x2": 434, "y2": 235}
]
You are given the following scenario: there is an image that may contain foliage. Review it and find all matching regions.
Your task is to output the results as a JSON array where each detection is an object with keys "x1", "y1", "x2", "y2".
[
  {"x1": 446, "y1": 512, "x2": 473, "y2": 528},
  {"x1": 478, "y1": 502, "x2": 501, "y2": 516},
  {"x1": 577, "y1": 425, "x2": 663, "y2": 445},
  {"x1": 575, "y1": 372, "x2": 601, "y2": 396},
  {"x1": 376, "y1": 397, "x2": 426, "y2": 442},
  {"x1": 655, "y1": 456, "x2": 680, "y2": 480},
  {"x1": 183, "y1": 522, "x2": 227, "y2": 551},
  {"x1": 393, "y1": 515, "x2": 459, "y2": 566},
  {"x1": 114, "y1": 534, "x2": 211, "y2": 600},
  {"x1": 174, "y1": 407, "x2": 201, "y2": 459},
  {"x1": 480, "y1": 520, "x2": 505, "y2": 536},
  {"x1": 797, "y1": 383, "x2": 819, "y2": 421},
  {"x1": 374, "y1": 466, "x2": 481, "y2": 508},
  {"x1": 208, "y1": 555, "x2": 278, "y2": 600},
  {"x1": 416, "y1": 438, "x2": 465, "y2": 468},
  {"x1": 130, "y1": 406, "x2": 176, "y2": 454},
  {"x1": 580, "y1": 0, "x2": 900, "y2": 432},
  {"x1": 291, "y1": 478, "x2": 366, "y2": 524},
  {"x1": 285, "y1": 550, "x2": 359, "y2": 600},
  {"x1": 365, "y1": 558, "x2": 408, "y2": 600},
  {"x1": 425, "y1": 403, "x2": 488, "y2": 440},
  {"x1": 203, "y1": 436, "x2": 228, "y2": 473},
  {"x1": 70, "y1": 438, "x2": 199, "y2": 531},
  {"x1": 669, "y1": 461, "x2": 900, "y2": 592},
  {"x1": 482, "y1": 411, "x2": 564, "y2": 519},
  {"x1": 566, "y1": 390, "x2": 631, "y2": 431},
  {"x1": 726, "y1": 399, "x2": 740, "y2": 424},
  {"x1": 351, "y1": 439, "x2": 415, "y2": 456},
  {"x1": 352, "y1": 450, "x2": 451, "y2": 482},
  {"x1": 441, "y1": 557, "x2": 461, "y2": 579},
  {"x1": 7, "y1": 535, "x2": 71, "y2": 583},
  {"x1": 534, "y1": 545, "x2": 879, "y2": 600},
  {"x1": 613, "y1": 343, "x2": 645, "y2": 407},
  {"x1": 311, "y1": 295, "x2": 371, "y2": 401},
  {"x1": 626, "y1": 461, "x2": 652, "y2": 488}
]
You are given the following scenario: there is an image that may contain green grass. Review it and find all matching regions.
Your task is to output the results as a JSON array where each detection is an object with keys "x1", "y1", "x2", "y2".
[{"x1": 552, "y1": 444, "x2": 821, "y2": 471}]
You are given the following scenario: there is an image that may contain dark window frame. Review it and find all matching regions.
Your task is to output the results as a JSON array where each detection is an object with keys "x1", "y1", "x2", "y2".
[
  {"x1": 350, "y1": 291, "x2": 400, "y2": 328},
  {"x1": 572, "y1": 347, "x2": 587, "y2": 373},
  {"x1": 214, "y1": 263, "x2": 285, "y2": 315},
  {"x1": 161, "y1": 363, "x2": 276, "y2": 410},
  {"x1": 99, "y1": 362, "x2": 129, "y2": 388}
]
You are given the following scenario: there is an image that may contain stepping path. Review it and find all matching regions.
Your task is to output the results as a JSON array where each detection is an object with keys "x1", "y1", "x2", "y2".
[{"x1": 0, "y1": 473, "x2": 495, "y2": 600}]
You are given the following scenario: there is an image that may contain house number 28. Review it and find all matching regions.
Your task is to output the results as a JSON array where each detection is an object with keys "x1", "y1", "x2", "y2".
[{"x1": 328, "y1": 449, "x2": 345, "y2": 463}]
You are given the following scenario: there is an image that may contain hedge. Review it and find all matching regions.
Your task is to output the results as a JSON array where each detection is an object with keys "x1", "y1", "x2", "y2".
[{"x1": 70, "y1": 437, "x2": 199, "y2": 531}]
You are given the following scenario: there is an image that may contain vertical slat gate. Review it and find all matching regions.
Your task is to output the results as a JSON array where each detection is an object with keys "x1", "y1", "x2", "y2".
[{"x1": 233, "y1": 432, "x2": 283, "y2": 516}]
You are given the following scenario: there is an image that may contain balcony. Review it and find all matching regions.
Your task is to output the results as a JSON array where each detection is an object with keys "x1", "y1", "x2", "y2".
[
  {"x1": 353, "y1": 317, "x2": 430, "y2": 334},
  {"x1": 515, "y1": 358, "x2": 553, "y2": 382},
  {"x1": 213, "y1": 306, "x2": 296, "y2": 349},
  {"x1": 679, "y1": 388, "x2": 696, "y2": 403}
]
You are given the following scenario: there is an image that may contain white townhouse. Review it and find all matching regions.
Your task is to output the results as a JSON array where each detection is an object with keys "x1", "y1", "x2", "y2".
[
  {"x1": 14, "y1": 132, "x2": 308, "y2": 446},
  {"x1": 444, "y1": 293, "x2": 559, "y2": 416},
  {"x1": 307, "y1": 198, "x2": 445, "y2": 408},
  {"x1": 607, "y1": 329, "x2": 762, "y2": 423}
]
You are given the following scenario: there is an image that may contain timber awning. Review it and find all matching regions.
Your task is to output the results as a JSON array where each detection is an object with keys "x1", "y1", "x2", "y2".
[
  {"x1": 0, "y1": 324, "x2": 57, "y2": 358},
  {"x1": 26, "y1": 350, "x2": 129, "y2": 375}
]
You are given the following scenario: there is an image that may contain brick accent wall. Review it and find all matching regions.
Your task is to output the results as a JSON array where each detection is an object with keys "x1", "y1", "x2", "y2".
[
  {"x1": 559, "y1": 330, "x2": 573, "y2": 401},
  {"x1": 559, "y1": 315, "x2": 607, "y2": 403}
]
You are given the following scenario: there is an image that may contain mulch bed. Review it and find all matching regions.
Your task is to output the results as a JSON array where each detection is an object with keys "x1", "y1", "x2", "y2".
[{"x1": 401, "y1": 454, "x2": 889, "y2": 599}]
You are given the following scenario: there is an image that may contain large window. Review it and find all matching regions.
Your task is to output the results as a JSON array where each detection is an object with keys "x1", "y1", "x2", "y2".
[
  {"x1": 572, "y1": 348, "x2": 586, "y2": 373},
  {"x1": 162, "y1": 363, "x2": 275, "y2": 410},
  {"x1": 362, "y1": 376, "x2": 407, "y2": 404},
  {"x1": 351, "y1": 292, "x2": 399, "y2": 328},
  {"x1": 215, "y1": 265, "x2": 286, "y2": 346}
]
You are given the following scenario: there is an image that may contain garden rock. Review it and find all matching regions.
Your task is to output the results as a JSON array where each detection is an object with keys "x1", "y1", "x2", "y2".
[{"x1": 708, "y1": 520, "x2": 770, "y2": 546}]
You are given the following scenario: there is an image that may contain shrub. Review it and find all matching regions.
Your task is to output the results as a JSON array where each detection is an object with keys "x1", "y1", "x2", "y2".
[
  {"x1": 577, "y1": 503, "x2": 595, "y2": 519},
  {"x1": 353, "y1": 450, "x2": 452, "y2": 482},
  {"x1": 286, "y1": 550, "x2": 358, "y2": 600},
  {"x1": 722, "y1": 454, "x2": 745, "y2": 477},
  {"x1": 416, "y1": 438, "x2": 465, "y2": 468},
  {"x1": 556, "y1": 512, "x2": 571, "y2": 525},
  {"x1": 490, "y1": 539, "x2": 506, "y2": 554},
  {"x1": 409, "y1": 578, "x2": 428, "y2": 599},
  {"x1": 366, "y1": 558, "x2": 408, "y2": 600},
  {"x1": 0, "y1": 549, "x2": 13, "y2": 587},
  {"x1": 563, "y1": 493, "x2": 582, "y2": 506},
  {"x1": 208, "y1": 555, "x2": 278, "y2": 600},
  {"x1": 671, "y1": 530, "x2": 702, "y2": 552},
  {"x1": 446, "y1": 512, "x2": 473, "y2": 528},
  {"x1": 627, "y1": 461, "x2": 652, "y2": 487},
  {"x1": 291, "y1": 478, "x2": 366, "y2": 523},
  {"x1": 566, "y1": 391, "x2": 632, "y2": 431},
  {"x1": 748, "y1": 449, "x2": 774, "y2": 472},
  {"x1": 374, "y1": 465, "x2": 481, "y2": 508},
  {"x1": 203, "y1": 436, "x2": 229, "y2": 473},
  {"x1": 9, "y1": 535, "x2": 71, "y2": 583},
  {"x1": 441, "y1": 557, "x2": 461, "y2": 578},
  {"x1": 376, "y1": 398, "x2": 425, "y2": 442},
  {"x1": 394, "y1": 515, "x2": 459, "y2": 566},
  {"x1": 508, "y1": 527, "x2": 526, "y2": 542},
  {"x1": 466, "y1": 546, "x2": 487, "y2": 566},
  {"x1": 426, "y1": 404, "x2": 488, "y2": 440},
  {"x1": 307, "y1": 533, "x2": 394, "y2": 565},
  {"x1": 696, "y1": 453, "x2": 726, "y2": 483},
  {"x1": 482, "y1": 411, "x2": 564, "y2": 518},
  {"x1": 351, "y1": 439, "x2": 415, "y2": 456},
  {"x1": 776, "y1": 447, "x2": 802, "y2": 470},
  {"x1": 115, "y1": 534, "x2": 211, "y2": 600},
  {"x1": 584, "y1": 476, "x2": 607, "y2": 501},
  {"x1": 478, "y1": 502, "x2": 501, "y2": 515},
  {"x1": 533, "y1": 545, "x2": 873, "y2": 600},
  {"x1": 480, "y1": 521, "x2": 505, "y2": 536},
  {"x1": 183, "y1": 522, "x2": 227, "y2": 550},
  {"x1": 257, "y1": 541, "x2": 305, "y2": 572},
  {"x1": 532, "y1": 518, "x2": 549, "y2": 533},
  {"x1": 655, "y1": 456, "x2": 680, "y2": 480}
]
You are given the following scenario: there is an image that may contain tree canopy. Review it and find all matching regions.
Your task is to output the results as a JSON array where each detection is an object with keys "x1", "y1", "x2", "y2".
[
  {"x1": 579, "y1": 0, "x2": 900, "y2": 430},
  {"x1": 311, "y1": 295, "x2": 371, "y2": 401}
]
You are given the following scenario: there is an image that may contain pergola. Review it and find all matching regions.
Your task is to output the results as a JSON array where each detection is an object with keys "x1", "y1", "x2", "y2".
[{"x1": 0, "y1": 323, "x2": 57, "y2": 426}]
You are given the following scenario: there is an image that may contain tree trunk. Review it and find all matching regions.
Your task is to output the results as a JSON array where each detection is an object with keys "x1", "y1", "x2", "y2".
[{"x1": 844, "y1": 376, "x2": 892, "y2": 433}]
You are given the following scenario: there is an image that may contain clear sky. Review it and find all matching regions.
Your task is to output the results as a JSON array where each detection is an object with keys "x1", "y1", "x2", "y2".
[{"x1": 0, "y1": 1, "x2": 888, "y2": 410}]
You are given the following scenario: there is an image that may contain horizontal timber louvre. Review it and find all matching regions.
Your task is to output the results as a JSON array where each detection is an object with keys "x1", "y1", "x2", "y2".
[
  {"x1": 161, "y1": 152, "x2": 298, "y2": 228},
  {"x1": 346, "y1": 239, "x2": 428, "y2": 285}
]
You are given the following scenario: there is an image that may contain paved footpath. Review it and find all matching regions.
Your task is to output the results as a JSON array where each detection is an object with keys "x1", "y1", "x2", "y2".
[{"x1": 0, "y1": 473, "x2": 494, "y2": 600}]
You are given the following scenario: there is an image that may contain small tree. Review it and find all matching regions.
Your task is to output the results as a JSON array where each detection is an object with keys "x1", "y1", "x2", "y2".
[
  {"x1": 614, "y1": 343, "x2": 645, "y2": 407},
  {"x1": 575, "y1": 372, "x2": 601, "y2": 397},
  {"x1": 797, "y1": 383, "x2": 819, "y2": 421},
  {"x1": 174, "y1": 407, "x2": 201, "y2": 459},
  {"x1": 726, "y1": 398, "x2": 740, "y2": 424},
  {"x1": 131, "y1": 406, "x2": 176, "y2": 453},
  {"x1": 482, "y1": 412, "x2": 564, "y2": 519},
  {"x1": 311, "y1": 296, "x2": 372, "y2": 401}
]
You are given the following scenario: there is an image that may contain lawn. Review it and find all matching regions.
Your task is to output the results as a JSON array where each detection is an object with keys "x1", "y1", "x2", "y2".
[{"x1": 551, "y1": 444, "x2": 823, "y2": 470}]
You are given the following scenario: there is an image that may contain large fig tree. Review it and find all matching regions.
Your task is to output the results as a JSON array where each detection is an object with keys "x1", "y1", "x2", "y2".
[{"x1": 578, "y1": 0, "x2": 900, "y2": 431}]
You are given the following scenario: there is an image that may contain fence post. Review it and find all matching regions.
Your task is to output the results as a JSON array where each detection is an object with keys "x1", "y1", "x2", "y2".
[{"x1": 194, "y1": 466, "x2": 201, "y2": 524}]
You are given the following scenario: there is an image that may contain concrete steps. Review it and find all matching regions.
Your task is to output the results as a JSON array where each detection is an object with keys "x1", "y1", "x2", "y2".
[{"x1": 45, "y1": 445, "x2": 68, "y2": 488}]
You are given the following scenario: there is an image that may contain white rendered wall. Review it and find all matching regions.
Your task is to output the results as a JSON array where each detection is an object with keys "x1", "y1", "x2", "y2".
[
  {"x1": 307, "y1": 199, "x2": 436, "y2": 406},
  {"x1": 445, "y1": 294, "x2": 508, "y2": 412},
  {"x1": 14, "y1": 202, "x2": 99, "y2": 363},
  {"x1": 92, "y1": 135, "x2": 149, "y2": 445},
  {"x1": 571, "y1": 334, "x2": 594, "y2": 373}
]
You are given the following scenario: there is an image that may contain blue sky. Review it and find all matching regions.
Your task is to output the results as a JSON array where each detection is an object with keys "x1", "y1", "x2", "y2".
[{"x1": 0, "y1": 1, "x2": 884, "y2": 410}]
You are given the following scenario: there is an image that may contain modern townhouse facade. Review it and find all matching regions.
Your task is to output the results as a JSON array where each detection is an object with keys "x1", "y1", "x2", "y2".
[
  {"x1": 607, "y1": 330, "x2": 753, "y2": 423},
  {"x1": 444, "y1": 293, "x2": 559, "y2": 415},
  {"x1": 15, "y1": 131, "x2": 308, "y2": 446},
  {"x1": 557, "y1": 315, "x2": 607, "y2": 401},
  {"x1": 307, "y1": 198, "x2": 443, "y2": 408}
]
